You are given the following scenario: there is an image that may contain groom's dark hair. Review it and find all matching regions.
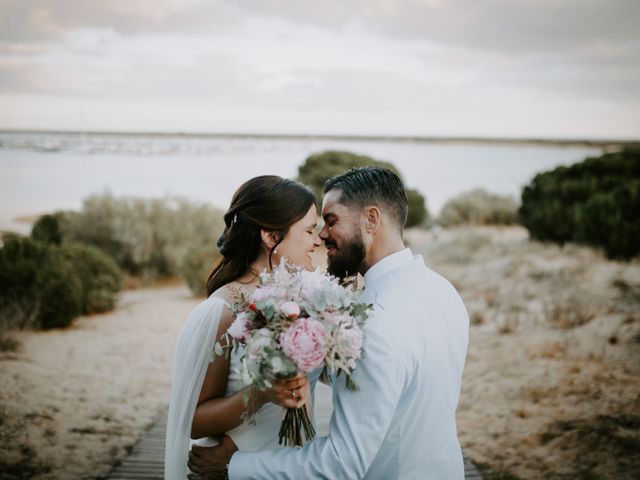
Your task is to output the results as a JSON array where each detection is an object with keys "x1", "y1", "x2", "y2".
[{"x1": 324, "y1": 167, "x2": 408, "y2": 231}]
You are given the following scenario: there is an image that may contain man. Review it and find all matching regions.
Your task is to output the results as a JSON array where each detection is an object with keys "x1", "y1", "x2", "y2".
[{"x1": 188, "y1": 167, "x2": 469, "y2": 479}]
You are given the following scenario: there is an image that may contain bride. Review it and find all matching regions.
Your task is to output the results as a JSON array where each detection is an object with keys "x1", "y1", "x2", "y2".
[{"x1": 164, "y1": 176, "x2": 322, "y2": 479}]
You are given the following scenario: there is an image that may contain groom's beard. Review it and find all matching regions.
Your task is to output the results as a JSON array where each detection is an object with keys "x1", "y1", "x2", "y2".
[{"x1": 326, "y1": 232, "x2": 366, "y2": 280}]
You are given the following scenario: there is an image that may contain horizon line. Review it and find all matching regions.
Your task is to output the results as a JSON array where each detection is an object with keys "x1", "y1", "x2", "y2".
[{"x1": 1, "y1": 128, "x2": 639, "y2": 147}]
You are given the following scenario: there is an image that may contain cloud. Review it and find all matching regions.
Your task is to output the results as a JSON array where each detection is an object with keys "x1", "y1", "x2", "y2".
[
  {"x1": 240, "y1": 0, "x2": 640, "y2": 54},
  {"x1": 0, "y1": 0, "x2": 637, "y2": 137},
  {"x1": 0, "y1": 0, "x2": 240, "y2": 43},
  {"x1": 241, "y1": 0, "x2": 640, "y2": 103},
  {"x1": 4, "y1": 1, "x2": 639, "y2": 51}
]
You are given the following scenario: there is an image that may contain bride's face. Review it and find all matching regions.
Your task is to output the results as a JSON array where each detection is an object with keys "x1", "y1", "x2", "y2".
[{"x1": 275, "y1": 205, "x2": 321, "y2": 271}]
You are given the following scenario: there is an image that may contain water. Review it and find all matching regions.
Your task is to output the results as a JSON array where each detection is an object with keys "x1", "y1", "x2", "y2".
[{"x1": 0, "y1": 131, "x2": 602, "y2": 234}]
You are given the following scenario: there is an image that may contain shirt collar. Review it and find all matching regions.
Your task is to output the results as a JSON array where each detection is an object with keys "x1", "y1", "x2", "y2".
[{"x1": 363, "y1": 247, "x2": 413, "y2": 290}]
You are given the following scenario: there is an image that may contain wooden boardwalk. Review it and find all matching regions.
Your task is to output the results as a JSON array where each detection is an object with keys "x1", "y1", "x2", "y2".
[
  {"x1": 107, "y1": 411, "x2": 483, "y2": 479},
  {"x1": 108, "y1": 414, "x2": 167, "y2": 480}
]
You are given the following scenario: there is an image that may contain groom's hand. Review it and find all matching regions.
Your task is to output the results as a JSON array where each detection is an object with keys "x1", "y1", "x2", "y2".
[{"x1": 187, "y1": 435, "x2": 238, "y2": 480}]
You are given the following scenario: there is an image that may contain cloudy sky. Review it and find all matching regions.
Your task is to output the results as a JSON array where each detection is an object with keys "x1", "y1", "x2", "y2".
[{"x1": 1, "y1": 0, "x2": 638, "y2": 138}]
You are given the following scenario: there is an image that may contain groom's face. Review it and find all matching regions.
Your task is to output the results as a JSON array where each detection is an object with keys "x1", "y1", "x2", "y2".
[{"x1": 319, "y1": 189, "x2": 367, "y2": 279}]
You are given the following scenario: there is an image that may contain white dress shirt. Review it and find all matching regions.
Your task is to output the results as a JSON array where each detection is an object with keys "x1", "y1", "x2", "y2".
[{"x1": 229, "y1": 248, "x2": 469, "y2": 479}]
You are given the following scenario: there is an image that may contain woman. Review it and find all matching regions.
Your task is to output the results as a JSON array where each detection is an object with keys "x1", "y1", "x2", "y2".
[{"x1": 165, "y1": 176, "x2": 322, "y2": 479}]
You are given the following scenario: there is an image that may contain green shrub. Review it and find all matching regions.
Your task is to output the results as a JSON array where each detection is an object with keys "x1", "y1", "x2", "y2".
[
  {"x1": 31, "y1": 213, "x2": 63, "y2": 245},
  {"x1": 182, "y1": 244, "x2": 221, "y2": 297},
  {"x1": 297, "y1": 151, "x2": 429, "y2": 228},
  {"x1": 405, "y1": 189, "x2": 428, "y2": 227},
  {"x1": 58, "y1": 243, "x2": 123, "y2": 314},
  {"x1": 519, "y1": 149, "x2": 640, "y2": 259},
  {"x1": 0, "y1": 236, "x2": 82, "y2": 330},
  {"x1": 59, "y1": 192, "x2": 225, "y2": 279},
  {"x1": 438, "y1": 189, "x2": 519, "y2": 227}
]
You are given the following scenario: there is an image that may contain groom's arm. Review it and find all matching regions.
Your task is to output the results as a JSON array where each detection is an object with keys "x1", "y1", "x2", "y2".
[{"x1": 229, "y1": 322, "x2": 405, "y2": 479}]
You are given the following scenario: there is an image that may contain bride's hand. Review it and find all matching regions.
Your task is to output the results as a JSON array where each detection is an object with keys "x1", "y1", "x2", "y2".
[{"x1": 258, "y1": 374, "x2": 309, "y2": 409}]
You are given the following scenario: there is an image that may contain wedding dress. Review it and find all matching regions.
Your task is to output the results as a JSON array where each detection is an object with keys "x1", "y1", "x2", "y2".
[{"x1": 164, "y1": 296, "x2": 285, "y2": 480}]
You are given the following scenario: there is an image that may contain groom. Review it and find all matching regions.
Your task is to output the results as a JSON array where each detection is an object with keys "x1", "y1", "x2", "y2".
[{"x1": 188, "y1": 167, "x2": 469, "y2": 479}]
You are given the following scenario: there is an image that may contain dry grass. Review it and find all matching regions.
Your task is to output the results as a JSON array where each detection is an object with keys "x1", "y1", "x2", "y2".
[
  {"x1": 544, "y1": 290, "x2": 598, "y2": 329},
  {"x1": 0, "y1": 332, "x2": 20, "y2": 353},
  {"x1": 407, "y1": 226, "x2": 640, "y2": 479},
  {"x1": 0, "y1": 406, "x2": 53, "y2": 479},
  {"x1": 539, "y1": 411, "x2": 640, "y2": 479},
  {"x1": 528, "y1": 340, "x2": 567, "y2": 360}
]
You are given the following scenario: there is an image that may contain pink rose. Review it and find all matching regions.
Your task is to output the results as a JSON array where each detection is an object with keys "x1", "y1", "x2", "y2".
[
  {"x1": 280, "y1": 318, "x2": 326, "y2": 373},
  {"x1": 280, "y1": 301, "x2": 301, "y2": 319},
  {"x1": 227, "y1": 311, "x2": 251, "y2": 341}
]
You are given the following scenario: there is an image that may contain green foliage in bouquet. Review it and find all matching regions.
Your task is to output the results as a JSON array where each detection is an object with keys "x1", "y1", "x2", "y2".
[
  {"x1": 519, "y1": 149, "x2": 640, "y2": 259},
  {"x1": 297, "y1": 151, "x2": 429, "y2": 227},
  {"x1": 438, "y1": 189, "x2": 519, "y2": 226},
  {"x1": 0, "y1": 236, "x2": 82, "y2": 330}
]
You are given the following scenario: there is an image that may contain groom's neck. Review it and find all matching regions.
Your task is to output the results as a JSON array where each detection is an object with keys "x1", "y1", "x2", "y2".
[{"x1": 360, "y1": 233, "x2": 406, "y2": 275}]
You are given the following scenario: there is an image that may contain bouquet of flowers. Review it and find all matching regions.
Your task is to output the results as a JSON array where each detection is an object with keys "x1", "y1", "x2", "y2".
[{"x1": 215, "y1": 260, "x2": 372, "y2": 447}]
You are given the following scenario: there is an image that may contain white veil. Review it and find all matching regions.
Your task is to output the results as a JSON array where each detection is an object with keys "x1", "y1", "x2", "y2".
[{"x1": 164, "y1": 296, "x2": 226, "y2": 480}]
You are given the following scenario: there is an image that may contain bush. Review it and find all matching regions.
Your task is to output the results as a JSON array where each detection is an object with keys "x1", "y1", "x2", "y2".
[
  {"x1": 297, "y1": 151, "x2": 429, "y2": 228},
  {"x1": 405, "y1": 189, "x2": 428, "y2": 228},
  {"x1": 58, "y1": 243, "x2": 123, "y2": 314},
  {"x1": 182, "y1": 244, "x2": 221, "y2": 297},
  {"x1": 519, "y1": 149, "x2": 640, "y2": 259},
  {"x1": 31, "y1": 213, "x2": 63, "y2": 245},
  {"x1": 59, "y1": 192, "x2": 225, "y2": 279},
  {"x1": 438, "y1": 189, "x2": 519, "y2": 227},
  {"x1": 0, "y1": 236, "x2": 82, "y2": 330}
]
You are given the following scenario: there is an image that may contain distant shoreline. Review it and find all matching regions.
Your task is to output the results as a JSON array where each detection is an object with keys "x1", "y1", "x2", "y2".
[{"x1": 1, "y1": 129, "x2": 638, "y2": 149}]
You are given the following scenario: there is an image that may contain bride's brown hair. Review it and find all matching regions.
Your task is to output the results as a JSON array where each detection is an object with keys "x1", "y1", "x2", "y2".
[{"x1": 206, "y1": 175, "x2": 316, "y2": 297}]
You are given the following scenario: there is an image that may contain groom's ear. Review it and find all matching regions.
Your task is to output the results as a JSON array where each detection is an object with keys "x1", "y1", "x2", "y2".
[
  {"x1": 260, "y1": 229, "x2": 280, "y2": 249},
  {"x1": 364, "y1": 206, "x2": 381, "y2": 234}
]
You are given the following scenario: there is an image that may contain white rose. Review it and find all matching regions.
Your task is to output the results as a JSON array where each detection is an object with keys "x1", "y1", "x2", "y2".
[{"x1": 280, "y1": 301, "x2": 301, "y2": 319}]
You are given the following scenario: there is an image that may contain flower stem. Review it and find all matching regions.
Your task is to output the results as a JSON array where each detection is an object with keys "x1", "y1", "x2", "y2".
[{"x1": 278, "y1": 405, "x2": 316, "y2": 447}]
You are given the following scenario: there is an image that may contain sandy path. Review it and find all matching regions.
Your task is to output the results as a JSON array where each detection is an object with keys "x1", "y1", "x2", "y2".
[{"x1": 0, "y1": 287, "x2": 199, "y2": 479}]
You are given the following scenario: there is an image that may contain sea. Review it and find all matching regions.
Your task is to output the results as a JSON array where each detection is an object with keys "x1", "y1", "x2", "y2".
[{"x1": 0, "y1": 131, "x2": 604, "y2": 234}]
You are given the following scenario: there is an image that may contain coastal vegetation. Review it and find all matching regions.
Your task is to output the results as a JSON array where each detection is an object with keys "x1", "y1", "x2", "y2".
[
  {"x1": 0, "y1": 236, "x2": 121, "y2": 332},
  {"x1": 58, "y1": 192, "x2": 225, "y2": 280},
  {"x1": 438, "y1": 189, "x2": 519, "y2": 227},
  {"x1": 3, "y1": 148, "x2": 638, "y2": 326},
  {"x1": 0, "y1": 193, "x2": 223, "y2": 338},
  {"x1": 2, "y1": 148, "x2": 638, "y2": 334},
  {"x1": 182, "y1": 243, "x2": 220, "y2": 297},
  {"x1": 519, "y1": 148, "x2": 640, "y2": 259},
  {"x1": 297, "y1": 150, "x2": 429, "y2": 228}
]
